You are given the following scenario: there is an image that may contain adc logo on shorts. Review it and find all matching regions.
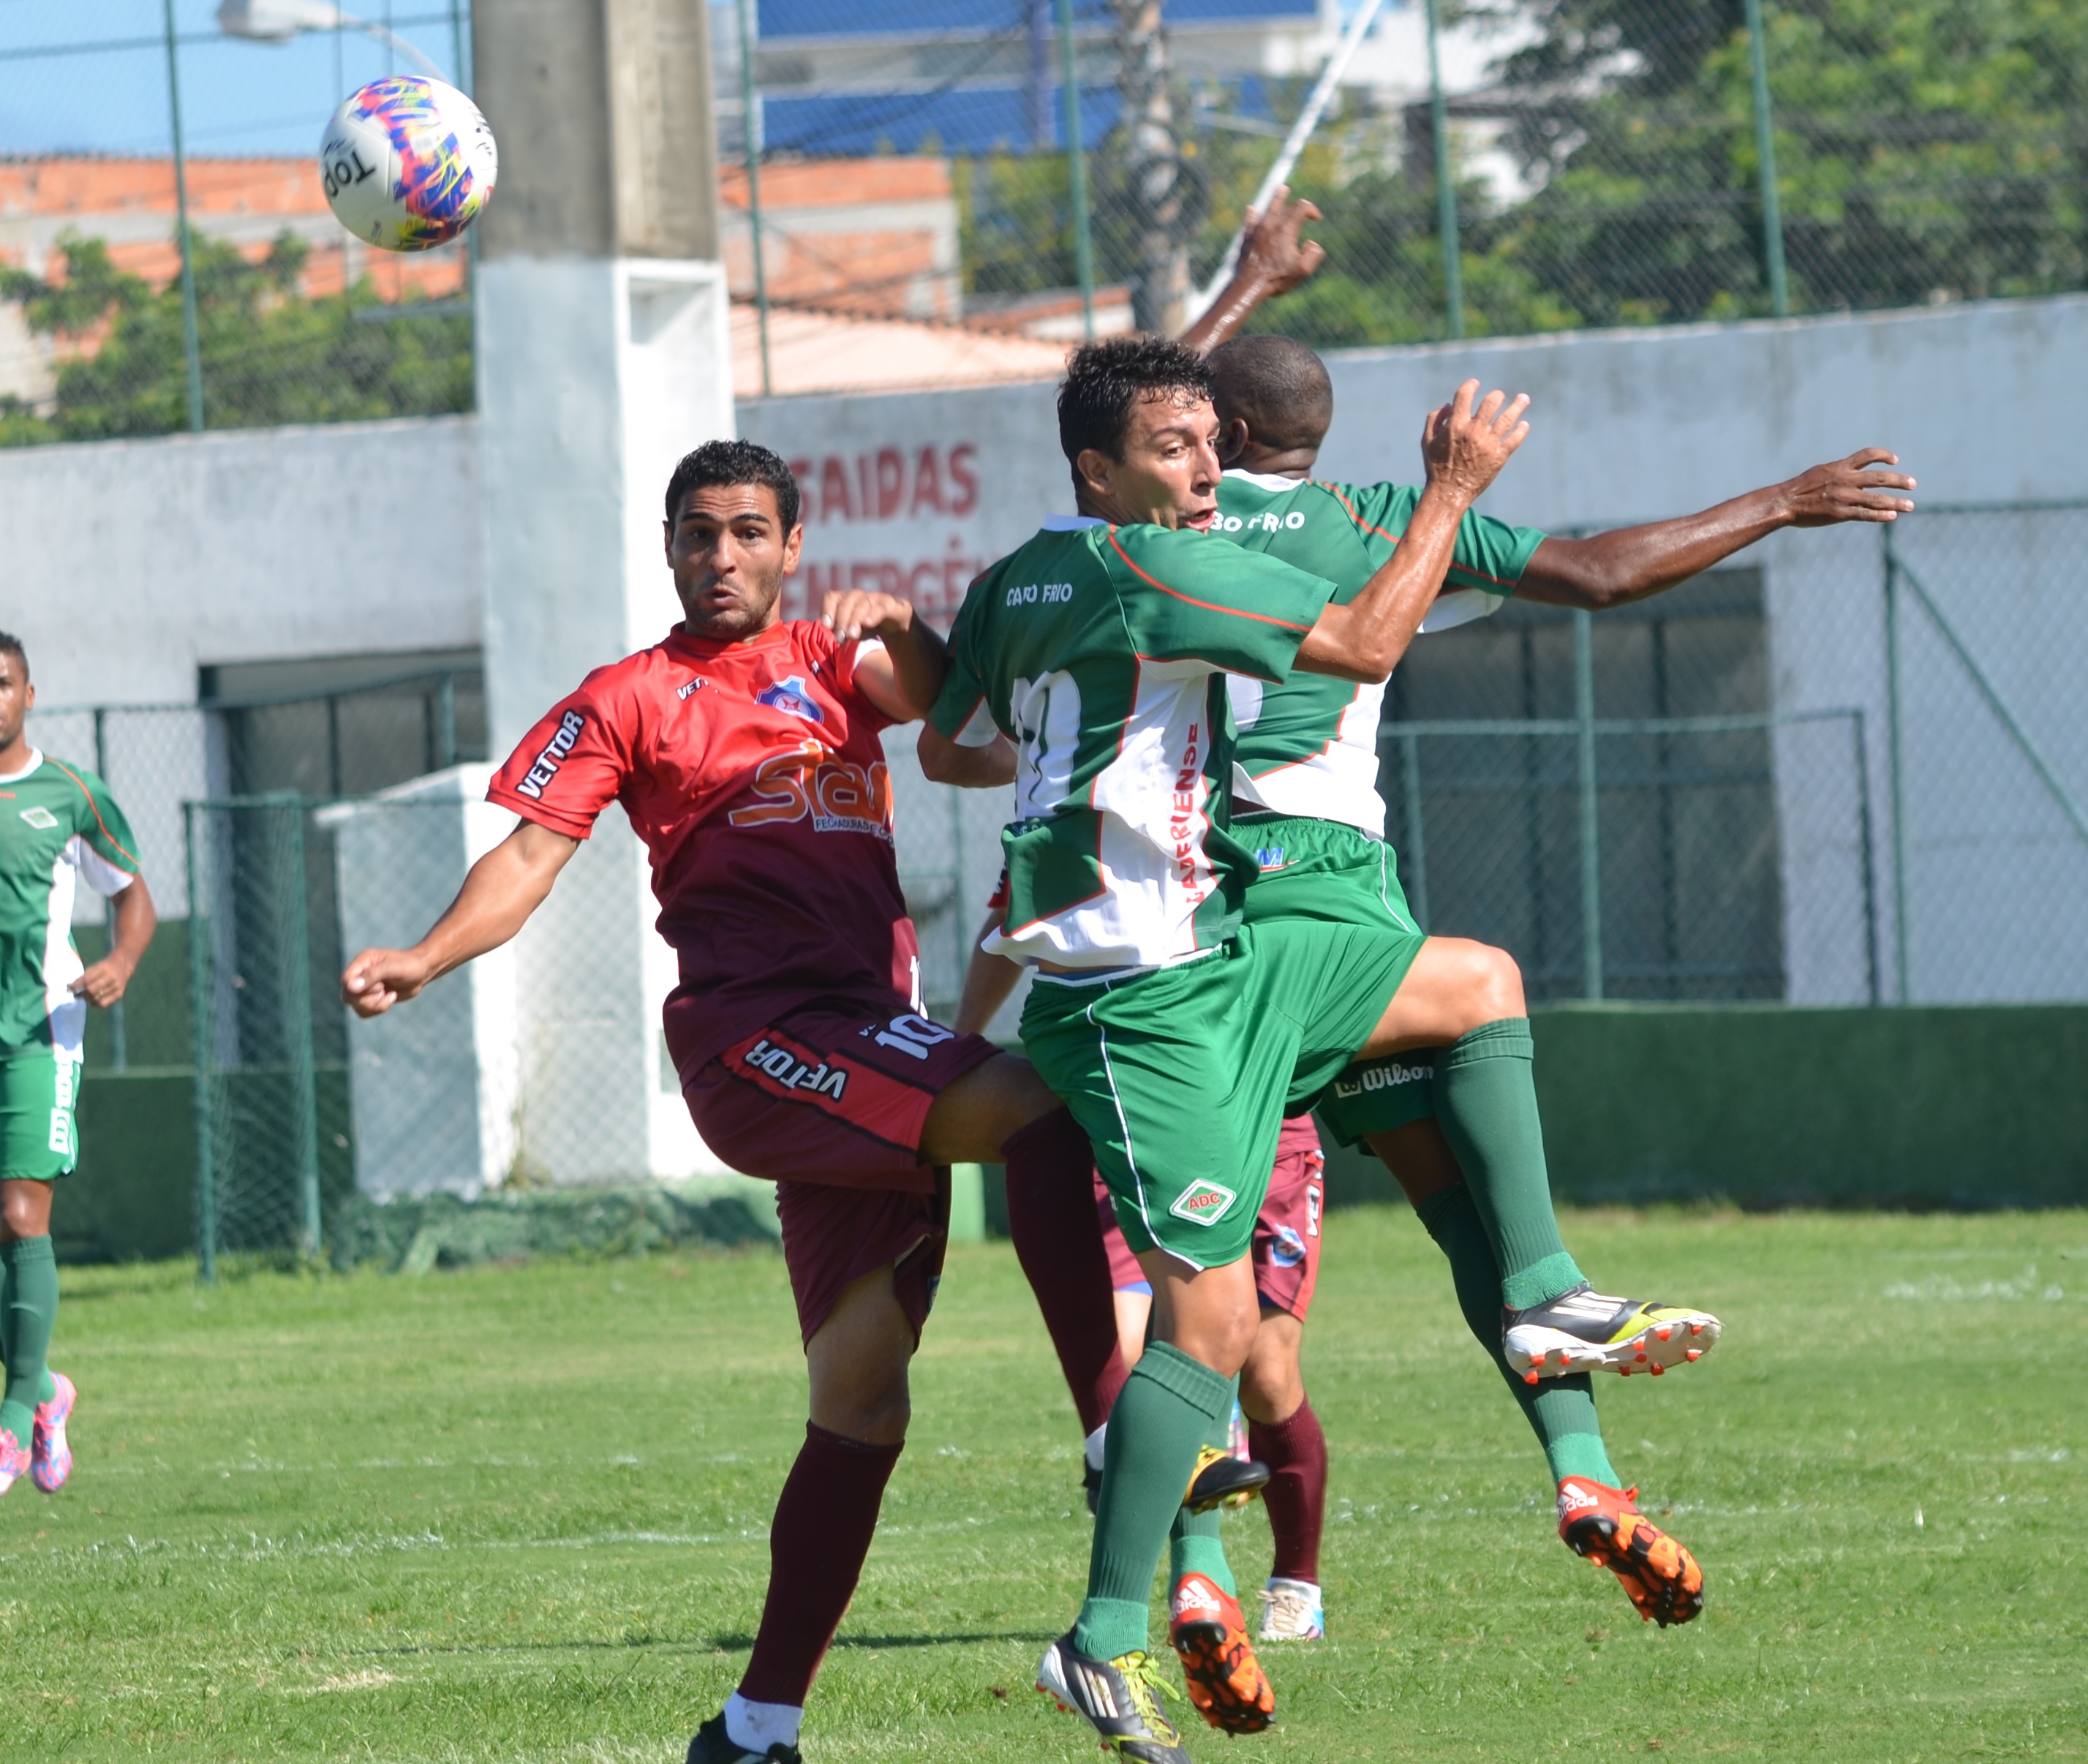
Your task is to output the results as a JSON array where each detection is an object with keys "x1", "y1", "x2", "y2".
[{"x1": 1169, "y1": 1180, "x2": 1237, "y2": 1228}]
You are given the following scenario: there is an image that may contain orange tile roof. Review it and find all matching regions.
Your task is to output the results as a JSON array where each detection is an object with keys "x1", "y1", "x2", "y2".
[
  {"x1": 719, "y1": 157, "x2": 951, "y2": 212},
  {"x1": 0, "y1": 157, "x2": 326, "y2": 219}
]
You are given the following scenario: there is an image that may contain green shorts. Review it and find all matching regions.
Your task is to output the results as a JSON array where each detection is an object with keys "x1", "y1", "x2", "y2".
[
  {"x1": 1237, "y1": 813, "x2": 1439, "y2": 1145},
  {"x1": 1019, "y1": 918, "x2": 1421, "y2": 1269},
  {"x1": 0, "y1": 1006, "x2": 85, "y2": 1181}
]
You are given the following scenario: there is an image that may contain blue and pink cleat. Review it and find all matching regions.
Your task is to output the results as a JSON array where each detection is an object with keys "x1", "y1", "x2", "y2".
[{"x1": 31, "y1": 1371, "x2": 74, "y2": 1493}]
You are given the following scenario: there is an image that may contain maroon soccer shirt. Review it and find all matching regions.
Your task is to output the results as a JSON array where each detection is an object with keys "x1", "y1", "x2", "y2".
[{"x1": 487, "y1": 619, "x2": 920, "y2": 1077}]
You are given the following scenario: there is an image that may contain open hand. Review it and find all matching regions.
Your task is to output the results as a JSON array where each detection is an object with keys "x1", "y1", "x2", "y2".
[
  {"x1": 69, "y1": 954, "x2": 135, "y2": 1009},
  {"x1": 821, "y1": 589, "x2": 917, "y2": 644},
  {"x1": 342, "y1": 948, "x2": 434, "y2": 1018},
  {"x1": 1235, "y1": 186, "x2": 1325, "y2": 296},
  {"x1": 1782, "y1": 448, "x2": 1916, "y2": 527},
  {"x1": 1422, "y1": 380, "x2": 1532, "y2": 502}
]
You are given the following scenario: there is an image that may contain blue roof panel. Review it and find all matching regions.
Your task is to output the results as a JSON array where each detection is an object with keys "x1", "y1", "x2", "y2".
[
  {"x1": 763, "y1": 83, "x2": 1120, "y2": 155},
  {"x1": 758, "y1": 0, "x2": 1314, "y2": 40}
]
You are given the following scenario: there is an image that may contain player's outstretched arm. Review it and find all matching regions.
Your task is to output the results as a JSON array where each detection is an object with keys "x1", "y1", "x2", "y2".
[
  {"x1": 341, "y1": 819, "x2": 579, "y2": 1017},
  {"x1": 823, "y1": 589, "x2": 949, "y2": 720},
  {"x1": 953, "y1": 906, "x2": 1022, "y2": 1036},
  {"x1": 1519, "y1": 447, "x2": 1917, "y2": 611},
  {"x1": 1177, "y1": 187, "x2": 1326, "y2": 357},
  {"x1": 919, "y1": 722, "x2": 1018, "y2": 787},
  {"x1": 1297, "y1": 380, "x2": 1531, "y2": 682},
  {"x1": 71, "y1": 871, "x2": 157, "y2": 1009}
]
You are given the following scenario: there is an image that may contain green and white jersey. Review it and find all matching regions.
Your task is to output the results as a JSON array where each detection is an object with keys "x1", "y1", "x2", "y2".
[
  {"x1": 1215, "y1": 470, "x2": 1547, "y2": 836},
  {"x1": 0, "y1": 752, "x2": 141, "y2": 1052},
  {"x1": 931, "y1": 516, "x2": 1338, "y2": 969}
]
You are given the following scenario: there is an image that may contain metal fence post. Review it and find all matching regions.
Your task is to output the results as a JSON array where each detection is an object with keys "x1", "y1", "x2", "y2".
[
  {"x1": 92, "y1": 707, "x2": 128, "y2": 1071},
  {"x1": 1056, "y1": 0, "x2": 1096, "y2": 341},
  {"x1": 1743, "y1": 0, "x2": 1790, "y2": 317},
  {"x1": 185, "y1": 804, "x2": 217, "y2": 1281},
  {"x1": 276, "y1": 797, "x2": 324, "y2": 1259},
  {"x1": 160, "y1": 0, "x2": 206, "y2": 433},
  {"x1": 736, "y1": 0, "x2": 774, "y2": 398},
  {"x1": 1851, "y1": 709, "x2": 1881, "y2": 1008},
  {"x1": 435, "y1": 670, "x2": 459, "y2": 770},
  {"x1": 1573, "y1": 610, "x2": 1603, "y2": 998},
  {"x1": 1882, "y1": 524, "x2": 1910, "y2": 1003},
  {"x1": 1422, "y1": 0, "x2": 1464, "y2": 339},
  {"x1": 1399, "y1": 729, "x2": 1430, "y2": 931}
]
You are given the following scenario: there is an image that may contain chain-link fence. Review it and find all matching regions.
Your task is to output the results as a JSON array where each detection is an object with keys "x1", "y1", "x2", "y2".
[{"x1": 0, "y1": 3, "x2": 473, "y2": 447}]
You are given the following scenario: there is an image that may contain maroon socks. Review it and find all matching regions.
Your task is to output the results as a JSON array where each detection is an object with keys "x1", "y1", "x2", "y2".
[
  {"x1": 1003, "y1": 1107, "x2": 1128, "y2": 1434},
  {"x1": 1248, "y1": 1398, "x2": 1328, "y2": 1585},
  {"x1": 739, "y1": 1422, "x2": 903, "y2": 1705}
]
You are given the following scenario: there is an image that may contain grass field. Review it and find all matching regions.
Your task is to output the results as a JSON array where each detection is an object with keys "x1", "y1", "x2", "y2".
[{"x1": 7, "y1": 1205, "x2": 2085, "y2": 1762}]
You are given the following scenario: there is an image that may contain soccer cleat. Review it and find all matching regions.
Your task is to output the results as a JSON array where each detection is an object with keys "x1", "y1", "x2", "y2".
[
  {"x1": 0, "y1": 1427, "x2": 27, "y2": 1496},
  {"x1": 686, "y1": 1712, "x2": 802, "y2": 1764},
  {"x1": 1169, "y1": 1574, "x2": 1277, "y2": 1734},
  {"x1": 1505, "y1": 1285, "x2": 1721, "y2": 1382},
  {"x1": 1556, "y1": 1477, "x2": 1705, "y2": 1628},
  {"x1": 1256, "y1": 1576, "x2": 1324, "y2": 1643},
  {"x1": 32, "y1": 1371, "x2": 75, "y2": 1494},
  {"x1": 1184, "y1": 1443, "x2": 1270, "y2": 1514},
  {"x1": 1037, "y1": 1632, "x2": 1195, "y2": 1762}
]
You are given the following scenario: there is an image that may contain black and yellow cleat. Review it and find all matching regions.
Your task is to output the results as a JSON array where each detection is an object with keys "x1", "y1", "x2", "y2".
[
  {"x1": 1037, "y1": 1632, "x2": 1196, "y2": 1762},
  {"x1": 1184, "y1": 1443, "x2": 1270, "y2": 1513},
  {"x1": 1505, "y1": 1286, "x2": 1721, "y2": 1382}
]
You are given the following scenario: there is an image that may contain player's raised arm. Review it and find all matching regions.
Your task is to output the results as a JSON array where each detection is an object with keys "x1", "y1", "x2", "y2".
[
  {"x1": 1518, "y1": 446, "x2": 1916, "y2": 611},
  {"x1": 1296, "y1": 380, "x2": 1531, "y2": 682},
  {"x1": 341, "y1": 819, "x2": 578, "y2": 1017},
  {"x1": 1177, "y1": 186, "x2": 1327, "y2": 358},
  {"x1": 821, "y1": 589, "x2": 950, "y2": 722}
]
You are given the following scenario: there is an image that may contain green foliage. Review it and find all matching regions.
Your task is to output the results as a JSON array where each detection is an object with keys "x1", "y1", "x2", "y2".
[
  {"x1": 11, "y1": 1207, "x2": 2086, "y2": 1759},
  {"x1": 0, "y1": 232, "x2": 472, "y2": 447}
]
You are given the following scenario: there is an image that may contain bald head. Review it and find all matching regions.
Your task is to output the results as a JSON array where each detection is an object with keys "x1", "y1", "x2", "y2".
[{"x1": 1207, "y1": 334, "x2": 1334, "y2": 458}]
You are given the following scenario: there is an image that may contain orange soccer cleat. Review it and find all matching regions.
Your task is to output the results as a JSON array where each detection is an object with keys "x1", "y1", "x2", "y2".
[
  {"x1": 1169, "y1": 1573, "x2": 1277, "y2": 1734},
  {"x1": 1556, "y1": 1477, "x2": 1705, "y2": 1628}
]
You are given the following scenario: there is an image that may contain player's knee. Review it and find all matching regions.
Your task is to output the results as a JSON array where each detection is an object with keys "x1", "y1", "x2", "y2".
[
  {"x1": 810, "y1": 1370, "x2": 912, "y2": 1447},
  {"x1": 1466, "y1": 943, "x2": 1525, "y2": 1023}
]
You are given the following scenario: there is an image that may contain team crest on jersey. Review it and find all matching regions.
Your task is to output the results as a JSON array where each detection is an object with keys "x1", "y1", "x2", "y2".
[
  {"x1": 1269, "y1": 1225, "x2": 1307, "y2": 1267},
  {"x1": 1169, "y1": 1179, "x2": 1237, "y2": 1227},
  {"x1": 756, "y1": 675, "x2": 824, "y2": 722},
  {"x1": 18, "y1": 806, "x2": 57, "y2": 830}
]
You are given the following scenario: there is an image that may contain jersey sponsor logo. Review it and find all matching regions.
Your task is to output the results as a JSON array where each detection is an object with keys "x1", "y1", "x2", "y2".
[
  {"x1": 1216, "y1": 511, "x2": 1306, "y2": 534},
  {"x1": 1169, "y1": 723, "x2": 1210, "y2": 907},
  {"x1": 862, "y1": 1012, "x2": 957, "y2": 1062},
  {"x1": 1306, "y1": 1180, "x2": 1322, "y2": 1237},
  {"x1": 513, "y1": 709, "x2": 586, "y2": 799},
  {"x1": 727, "y1": 740, "x2": 894, "y2": 840},
  {"x1": 17, "y1": 806, "x2": 58, "y2": 830},
  {"x1": 755, "y1": 674, "x2": 825, "y2": 722},
  {"x1": 676, "y1": 677, "x2": 709, "y2": 700},
  {"x1": 742, "y1": 1036, "x2": 849, "y2": 1098},
  {"x1": 1332, "y1": 1058, "x2": 1432, "y2": 1099},
  {"x1": 1169, "y1": 1178, "x2": 1237, "y2": 1227},
  {"x1": 1004, "y1": 580, "x2": 1074, "y2": 607},
  {"x1": 1268, "y1": 1224, "x2": 1307, "y2": 1268}
]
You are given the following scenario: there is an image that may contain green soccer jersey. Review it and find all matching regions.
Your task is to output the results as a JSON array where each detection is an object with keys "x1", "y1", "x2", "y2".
[
  {"x1": 1214, "y1": 469, "x2": 1547, "y2": 835},
  {"x1": 930, "y1": 516, "x2": 1338, "y2": 969},
  {"x1": 0, "y1": 752, "x2": 142, "y2": 1052}
]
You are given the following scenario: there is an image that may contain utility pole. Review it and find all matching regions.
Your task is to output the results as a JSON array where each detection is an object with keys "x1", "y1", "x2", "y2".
[
  {"x1": 1114, "y1": 0, "x2": 1190, "y2": 333},
  {"x1": 162, "y1": 0, "x2": 205, "y2": 432}
]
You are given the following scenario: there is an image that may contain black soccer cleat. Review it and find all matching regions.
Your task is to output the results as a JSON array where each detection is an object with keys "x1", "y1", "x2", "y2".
[
  {"x1": 1185, "y1": 1443, "x2": 1270, "y2": 1514},
  {"x1": 1504, "y1": 1284, "x2": 1721, "y2": 1382},
  {"x1": 1037, "y1": 1631, "x2": 1196, "y2": 1762},
  {"x1": 687, "y1": 1712, "x2": 802, "y2": 1764}
]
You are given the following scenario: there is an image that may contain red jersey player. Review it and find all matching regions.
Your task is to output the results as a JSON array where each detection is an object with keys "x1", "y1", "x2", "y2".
[{"x1": 340, "y1": 441, "x2": 1124, "y2": 1764}]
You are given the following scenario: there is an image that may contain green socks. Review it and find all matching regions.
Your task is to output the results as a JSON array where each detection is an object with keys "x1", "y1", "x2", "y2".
[
  {"x1": 0, "y1": 1235, "x2": 57, "y2": 1449},
  {"x1": 1077, "y1": 1342, "x2": 1233, "y2": 1662},
  {"x1": 1169, "y1": 1382, "x2": 1240, "y2": 1597},
  {"x1": 1417, "y1": 1183, "x2": 1617, "y2": 1487},
  {"x1": 1432, "y1": 1019, "x2": 1585, "y2": 1310}
]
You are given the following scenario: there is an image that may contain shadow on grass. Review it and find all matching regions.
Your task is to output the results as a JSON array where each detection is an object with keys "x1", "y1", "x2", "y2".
[{"x1": 357, "y1": 1630, "x2": 1058, "y2": 1660}]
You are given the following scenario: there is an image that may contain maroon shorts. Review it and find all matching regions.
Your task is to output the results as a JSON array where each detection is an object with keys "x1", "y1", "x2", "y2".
[
  {"x1": 1253, "y1": 1117, "x2": 1326, "y2": 1322},
  {"x1": 1094, "y1": 1167, "x2": 1152, "y2": 1294},
  {"x1": 674, "y1": 995, "x2": 1001, "y2": 1344}
]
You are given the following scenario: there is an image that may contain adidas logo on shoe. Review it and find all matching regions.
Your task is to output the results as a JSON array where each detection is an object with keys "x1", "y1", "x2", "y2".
[
  {"x1": 1171, "y1": 1575, "x2": 1224, "y2": 1622},
  {"x1": 1556, "y1": 1480, "x2": 1601, "y2": 1520}
]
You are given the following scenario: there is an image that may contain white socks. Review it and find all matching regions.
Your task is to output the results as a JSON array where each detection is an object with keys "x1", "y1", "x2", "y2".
[
  {"x1": 724, "y1": 1692, "x2": 803, "y2": 1754},
  {"x1": 1084, "y1": 1423, "x2": 1108, "y2": 1471}
]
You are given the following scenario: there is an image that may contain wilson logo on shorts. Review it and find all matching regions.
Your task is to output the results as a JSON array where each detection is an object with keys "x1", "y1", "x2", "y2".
[
  {"x1": 1332, "y1": 1059, "x2": 1432, "y2": 1099},
  {"x1": 1169, "y1": 1180, "x2": 1237, "y2": 1227}
]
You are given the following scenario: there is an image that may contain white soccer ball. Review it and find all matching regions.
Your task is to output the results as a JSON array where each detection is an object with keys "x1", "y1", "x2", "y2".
[{"x1": 319, "y1": 75, "x2": 497, "y2": 252}]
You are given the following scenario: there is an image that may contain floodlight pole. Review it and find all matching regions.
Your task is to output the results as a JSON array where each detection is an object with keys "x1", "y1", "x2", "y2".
[
  {"x1": 1423, "y1": 0, "x2": 1463, "y2": 340},
  {"x1": 1056, "y1": 0, "x2": 1096, "y2": 340},
  {"x1": 736, "y1": 0, "x2": 772, "y2": 396},
  {"x1": 162, "y1": 0, "x2": 206, "y2": 433},
  {"x1": 1744, "y1": 0, "x2": 1790, "y2": 317}
]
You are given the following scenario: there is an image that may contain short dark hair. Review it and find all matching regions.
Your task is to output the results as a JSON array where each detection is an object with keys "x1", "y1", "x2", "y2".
[
  {"x1": 664, "y1": 439, "x2": 802, "y2": 532},
  {"x1": 0, "y1": 631, "x2": 25, "y2": 677},
  {"x1": 1207, "y1": 335, "x2": 1334, "y2": 456},
  {"x1": 1058, "y1": 335, "x2": 1214, "y2": 490}
]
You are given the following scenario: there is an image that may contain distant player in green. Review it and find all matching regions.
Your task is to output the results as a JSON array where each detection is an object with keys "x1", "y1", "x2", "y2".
[
  {"x1": 0, "y1": 633, "x2": 157, "y2": 1496},
  {"x1": 1201, "y1": 331, "x2": 1916, "y2": 1622},
  {"x1": 923, "y1": 337, "x2": 1534, "y2": 1761}
]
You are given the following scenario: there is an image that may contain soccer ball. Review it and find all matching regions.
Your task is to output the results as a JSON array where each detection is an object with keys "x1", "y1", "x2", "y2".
[{"x1": 320, "y1": 75, "x2": 497, "y2": 252}]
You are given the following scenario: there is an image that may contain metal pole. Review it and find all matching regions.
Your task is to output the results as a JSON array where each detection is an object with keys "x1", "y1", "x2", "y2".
[
  {"x1": 1423, "y1": 0, "x2": 1463, "y2": 339},
  {"x1": 1573, "y1": 610, "x2": 1603, "y2": 999},
  {"x1": 1056, "y1": 0, "x2": 1096, "y2": 340},
  {"x1": 1744, "y1": 0, "x2": 1790, "y2": 317},
  {"x1": 448, "y1": 0, "x2": 468, "y2": 90},
  {"x1": 1883, "y1": 525, "x2": 1910, "y2": 1003},
  {"x1": 435, "y1": 671, "x2": 459, "y2": 769},
  {"x1": 1400, "y1": 730, "x2": 1430, "y2": 932},
  {"x1": 736, "y1": 0, "x2": 772, "y2": 397},
  {"x1": 276, "y1": 797, "x2": 323, "y2": 1260},
  {"x1": 1851, "y1": 709, "x2": 1880, "y2": 1008},
  {"x1": 92, "y1": 709, "x2": 129, "y2": 1071},
  {"x1": 162, "y1": 0, "x2": 205, "y2": 433},
  {"x1": 186, "y1": 804, "x2": 217, "y2": 1282}
]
